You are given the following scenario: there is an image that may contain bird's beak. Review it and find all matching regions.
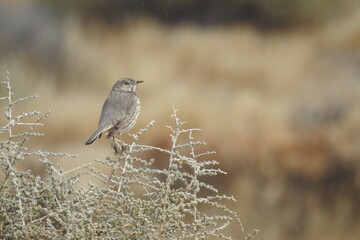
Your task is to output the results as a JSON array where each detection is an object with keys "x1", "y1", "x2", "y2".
[{"x1": 136, "y1": 80, "x2": 144, "y2": 84}]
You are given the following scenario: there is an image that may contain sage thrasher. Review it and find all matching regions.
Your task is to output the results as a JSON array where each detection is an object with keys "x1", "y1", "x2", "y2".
[{"x1": 85, "y1": 78, "x2": 143, "y2": 145}]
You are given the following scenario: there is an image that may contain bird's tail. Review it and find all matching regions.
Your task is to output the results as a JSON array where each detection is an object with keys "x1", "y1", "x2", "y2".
[{"x1": 85, "y1": 125, "x2": 109, "y2": 145}]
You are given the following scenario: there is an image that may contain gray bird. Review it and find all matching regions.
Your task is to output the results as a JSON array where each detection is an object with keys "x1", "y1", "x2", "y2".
[{"x1": 85, "y1": 78, "x2": 143, "y2": 145}]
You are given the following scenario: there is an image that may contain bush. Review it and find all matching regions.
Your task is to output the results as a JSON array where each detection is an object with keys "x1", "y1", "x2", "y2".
[{"x1": 0, "y1": 71, "x2": 258, "y2": 239}]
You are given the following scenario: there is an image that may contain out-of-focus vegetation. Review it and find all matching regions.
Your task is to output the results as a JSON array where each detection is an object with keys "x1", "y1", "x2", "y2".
[
  {"x1": 1, "y1": 0, "x2": 360, "y2": 239},
  {"x1": 42, "y1": 0, "x2": 350, "y2": 28}
]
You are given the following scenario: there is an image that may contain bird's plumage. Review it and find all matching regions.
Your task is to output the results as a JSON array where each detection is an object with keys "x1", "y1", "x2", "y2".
[{"x1": 85, "y1": 78, "x2": 142, "y2": 145}]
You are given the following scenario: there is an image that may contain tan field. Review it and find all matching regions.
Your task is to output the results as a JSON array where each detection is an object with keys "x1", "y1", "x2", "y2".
[{"x1": 1, "y1": 3, "x2": 360, "y2": 239}]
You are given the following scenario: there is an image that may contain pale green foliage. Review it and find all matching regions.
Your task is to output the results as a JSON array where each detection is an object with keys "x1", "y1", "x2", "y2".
[{"x1": 0, "y1": 72, "x2": 258, "y2": 239}]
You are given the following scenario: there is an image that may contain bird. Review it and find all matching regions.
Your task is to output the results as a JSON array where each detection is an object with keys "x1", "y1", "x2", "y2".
[{"x1": 85, "y1": 78, "x2": 143, "y2": 145}]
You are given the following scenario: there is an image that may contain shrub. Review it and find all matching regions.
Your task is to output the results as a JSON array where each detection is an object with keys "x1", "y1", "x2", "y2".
[{"x1": 0, "y1": 71, "x2": 258, "y2": 239}]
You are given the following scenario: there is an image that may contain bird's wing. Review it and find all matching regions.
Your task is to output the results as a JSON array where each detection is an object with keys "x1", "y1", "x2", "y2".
[
  {"x1": 107, "y1": 120, "x2": 123, "y2": 139},
  {"x1": 98, "y1": 93, "x2": 135, "y2": 127}
]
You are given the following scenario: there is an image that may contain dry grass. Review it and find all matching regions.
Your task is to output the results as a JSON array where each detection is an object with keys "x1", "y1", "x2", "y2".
[{"x1": 1, "y1": 5, "x2": 360, "y2": 239}]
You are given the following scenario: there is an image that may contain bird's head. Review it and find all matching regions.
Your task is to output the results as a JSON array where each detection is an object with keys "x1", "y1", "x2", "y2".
[{"x1": 114, "y1": 78, "x2": 144, "y2": 93}]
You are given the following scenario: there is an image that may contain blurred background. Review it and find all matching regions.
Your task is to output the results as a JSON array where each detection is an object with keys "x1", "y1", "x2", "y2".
[{"x1": 1, "y1": 0, "x2": 360, "y2": 239}]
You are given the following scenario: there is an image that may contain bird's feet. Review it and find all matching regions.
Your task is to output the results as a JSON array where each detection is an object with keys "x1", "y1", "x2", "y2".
[
  {"x1": 121, "y1": 145, "x2": 130, "y2": 154},
  {"x1": 111, "y1": 138, "x2": 130, "y2": 156},
  {"x1": 111, "y1": 139, "x2": 122, "y2": 155}
]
